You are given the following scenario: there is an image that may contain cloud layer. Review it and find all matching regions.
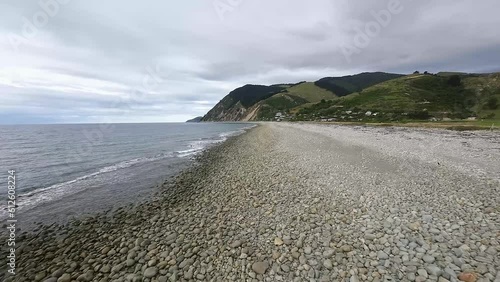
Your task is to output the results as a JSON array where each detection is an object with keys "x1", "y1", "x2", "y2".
[{"x1": 1, "y1": 0, "x2": 499, "y2": 123}]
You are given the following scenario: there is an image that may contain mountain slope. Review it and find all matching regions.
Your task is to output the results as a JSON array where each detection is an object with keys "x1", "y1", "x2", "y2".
[
  {"x1": 186, "y1": 116, "x2": 203, "y2": 122},
  {"x1": 203, "y1": 72, "x2": 403, "y2": 121},
  {"x1": 280, "y1": 82, "x2": 336, "y2": 102},
  {"x1": 202, "y1": 82, "x2": 337, "y2": 121},
  {"x1": 463, "y1": 73, "x2": 500, "y2": 119},
  {"x1": 249, "y1": 93, "x2": 311, "y2": 121},
  {"x1": 296, "y1": 73, "x2": 500, "y2": 121},
  {"x1": 314, "y1": 72, "x2": 404, "y2": 97},
  {"x1": 245, "y1": 82, "x2": 338, "y2": 121},
  {"x1": 202, "y1": 84, "x2": 285, "y2": 121}
]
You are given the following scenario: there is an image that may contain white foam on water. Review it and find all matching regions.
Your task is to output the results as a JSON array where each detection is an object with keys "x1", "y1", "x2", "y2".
[
  {"x1": 175, "y1": 124, "x2": 255, "y2": 158},
  {"x1": 0, "y1": 123, "x2": 257, "y2": 219},
  {"x1": 0, "y1": 153, "x2": 175, "y2": 218}
]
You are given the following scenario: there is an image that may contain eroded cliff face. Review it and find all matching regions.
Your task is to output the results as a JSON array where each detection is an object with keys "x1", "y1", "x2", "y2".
[
  {"x1": 203, "y1": 100, "x2": 263, "y2": 122},
  {"x1": 202, "y1": 101, "x2": 247, "y2": 121},
  {"x1": 241, "y1": 104, "x2": 261, "y2": 121},
  {"x1": 202, "y1": 84, "x2": 287, "y2": 122}
]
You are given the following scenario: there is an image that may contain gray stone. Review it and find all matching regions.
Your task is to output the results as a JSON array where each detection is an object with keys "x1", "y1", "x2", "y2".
[
  {"x1": 377, "y1": 251, "x2": 389, "y2": 260},
  {"x1": 425, "y1": 265, "x2": 442, "y2": 276},
  {"x1": 35, "y1": 272, "x2": 46, "y2": 281},
  {"x1": 422, "y1": 255, "x2": 435, "y2": 263},
  {"x1": 323, "y1": 249, "x2": 334, "y2": 258},
  {"x1": 422, "y1": 215, "x2": 433, "y2": 223},
  {"x1": 126, "y1": 258, "x2": 135, "y2": 266},
  {"x1": 365, "y1": 234, "x2": 376, "y2": 240},
  {"x1": 52, "y1": 269, "x2": 65, "y2": 278},
  {"x1": 184, "y1": 268, "x2": 194, "y2": 279},
  {"x1": 165, "y1": 233, "x2": 177, "y2": 241},
  {"x1": 323, "y1": 259, "x2": 333, "y2": 270},
  {"x1": 252, "y1": 261, "x2": 269, "y2": 274},
  {"x1": 417, "y1": 269, "x2": 428, "y2": 278},
  {"x1": 76, "y1": 271, "x2": 93, "y2": 282},
  {"x1": 100, "y1": 265, "x2": 110, "y2": 273},
  {"x1": 230, "y1": 240, "x2": 243, "y2": 248},
  {"x1": 144, "y1": 267, "x2": 158, "y2": 278},
  {"x1": 57, "y1": 274, "x2": 71, "y2": 282}
]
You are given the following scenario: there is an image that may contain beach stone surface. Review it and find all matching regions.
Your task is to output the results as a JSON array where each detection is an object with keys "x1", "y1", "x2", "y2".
[{"x1": 1, "y1": 123, "x2": 499, "y2": 281}]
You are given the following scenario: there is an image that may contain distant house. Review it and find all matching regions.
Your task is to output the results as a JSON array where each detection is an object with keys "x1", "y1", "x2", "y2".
[
  {"x1": 467, "y1": 117, "x2": 477, "y2": 121},
  {"x1": 365, "y1": 111, "x2": 372, "y2": 116}
]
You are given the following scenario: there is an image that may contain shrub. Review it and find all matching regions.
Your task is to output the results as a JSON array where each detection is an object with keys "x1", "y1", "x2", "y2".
[
  {"x1": 486, "y1": 97, "x2": 498, "y2": 110},
  {"x1": 447, "y1": 75, "x2": 462, "y2": 87},
  {"x1": 408, "y1": 111, "x2": 431, "y2": 120},
  {"x1": 484, "y1": 113, "x2": 496, "y2": 119}
]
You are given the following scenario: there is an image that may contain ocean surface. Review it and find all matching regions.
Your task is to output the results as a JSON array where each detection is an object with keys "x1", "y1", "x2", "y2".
[{"x1": 0, "y1": 122, "x2": 253, "y2": 230}]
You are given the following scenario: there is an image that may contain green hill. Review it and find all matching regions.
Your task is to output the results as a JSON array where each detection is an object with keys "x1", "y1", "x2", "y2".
[
  {"x1": 249, "y1": 83, "x2": 336, "y2": 120},
  {"x1": 280, "y1": 82, "x2": 336, "y2": 102},
  {"x1": 202, "y1": 72, "x2": 500, "y2": 122},
  {"x1": 223, "y1": 84, "x2": 285, "y2": 108},
  {"x1": 202, "y1": 72, "x2": 404, "y2": 121},
  {"x1": 202, "y1": 84, "x2": 285, "y2": 121},
  {"x1": 464, "y1": 73, "x2": 500, "y2": 119},
  {"x1": 254, "y1": 94, "x2": 310, "y2": 120},
  {"x1": 314, "y1": 72, "x2": 404, "y2": 96},
  {"x1": 295, "y1": 73, "x2": 500, "y2": 122}
]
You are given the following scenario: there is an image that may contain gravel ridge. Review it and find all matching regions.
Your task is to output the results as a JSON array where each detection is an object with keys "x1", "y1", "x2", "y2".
[{"x1": 2, "y1": 123, "x2": 499, "y2": 282}]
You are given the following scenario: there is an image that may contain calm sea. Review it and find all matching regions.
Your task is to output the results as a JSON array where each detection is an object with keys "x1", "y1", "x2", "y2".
[{"x1": 0, "y1": 122, "x2": 253, "y2": 230}]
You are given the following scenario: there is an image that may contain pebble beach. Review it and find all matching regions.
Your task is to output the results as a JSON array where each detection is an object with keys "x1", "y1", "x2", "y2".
[{"x1": 3, "y1": 123, "x2": 500, "y2": 282}]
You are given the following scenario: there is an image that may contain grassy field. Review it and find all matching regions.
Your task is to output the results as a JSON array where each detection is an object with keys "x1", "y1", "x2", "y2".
[
  {"x1": 339, "y1": 74, "x2": 476, "y2": 113},
  {"x1": 295, "y1": 73, "x2": 500, "y2": 122},
  {"x1": 463, "y1": 73, "x2": 500, "y2": 119},
  {"x1": 283, "y1": 82, "x2": 337, "y2": 103}
]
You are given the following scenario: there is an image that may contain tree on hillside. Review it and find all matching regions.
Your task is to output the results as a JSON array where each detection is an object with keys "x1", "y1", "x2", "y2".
[
  {"x1": 424, "y1": 71, "x2": 429, "y2": 75},
  {"x1": 487, "y1": 97, "x2": 499, "y2": 109},
  {"x1": 413, "y1": 71, "x2": 420, "y2": 74},
  {"x1": 447, "y1": 75, "x2": 462, "y2": 87}
]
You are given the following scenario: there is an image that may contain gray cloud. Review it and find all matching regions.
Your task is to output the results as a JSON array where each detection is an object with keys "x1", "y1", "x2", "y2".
[{"x1": 0, "y1": 0, "x2": 499, "y2": 123}]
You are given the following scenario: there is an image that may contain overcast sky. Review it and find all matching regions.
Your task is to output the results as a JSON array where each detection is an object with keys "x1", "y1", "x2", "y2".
[{"x1": 1, "y1": 0, "x2": 499, "y2": 124}]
